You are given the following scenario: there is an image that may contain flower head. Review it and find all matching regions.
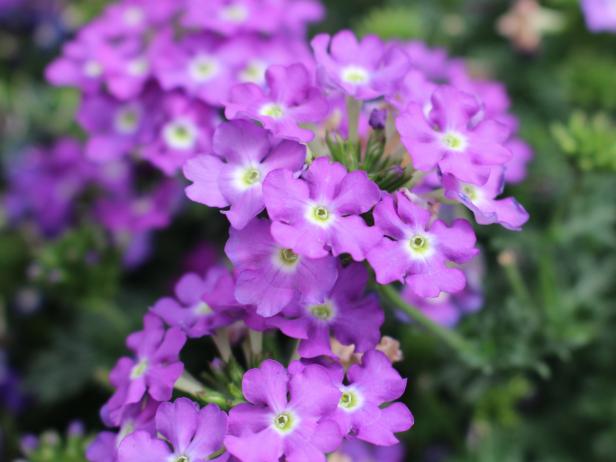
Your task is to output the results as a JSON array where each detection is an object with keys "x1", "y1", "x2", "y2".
[
  {"x1": 225, "y1": 219, "x2": 338, "y2": 317},
  {"x1": 225, "y1": 360, "x2": 342, "y2": 462},
  {"x1": 263, "y1": 157, "x2": 381, "y2": 260},
  {"x1": 581, "y1": 0, "x2": 616, "y2": 32},
  {"x1": 184, "y1": 120, "x2": 306, "y2": 229},
  {"x1": 367, "y1": 192, "x2": 478, "y2": 297},
  {"x1": 226, "y1": 63, "x2": 329, "y2": 142}
]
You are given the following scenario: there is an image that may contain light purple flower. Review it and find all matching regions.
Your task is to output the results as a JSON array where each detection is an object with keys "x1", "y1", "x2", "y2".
[
  {"x1": 118, "y1": 398, "x2": 228, "y2": 462},
  {"x1": 367, "y1": 192, "x2": 478, "y2": 298},
  {"x1": 152, "y1": 32, "x2": 235, "y2": 106},
  {"x1": 443, "y1": 168, "x2": 529, "y2": 231},
  {"x1": 142, "y1": 92, "x2": 216, "y2": 175},
  {"x1": 397, "y1": 85, "x2": 512, "y2": 185},
  {"x1": 224, "y1": 218, "x2": 338, "y2": 317},
  {"x1": 104, "y1": 315, "x2": 186, "y2": 426},
  {"x1": 184, "y1": 120, "x2": 306, "y2": 230},
  {"x1": 268, "y1": 263, "x2": 384, "y2": 358},
  {"x1": 226, "y1": 63, "x2": 328, "y2": 142},
  {"x1": 582, "y1": 0, "x2": 616, "y2": 32},
  {"x1": 504, "y1": 138, "x2": 533, "y2": 184},
  {"x1": 331, "y1": 350, "x2": 413, "y2": 446},
  {"x1": 101, "y1": 37, "x2": 152, "y2": 101},
  {"x1": 311, "y1": 30, "x2": 410, "y2": 100},
  {"x1": 263, "y1": 157, "x2": 382, "y2": 261},
  {"x1": 77, "y1": 91, "x2": 154, "y2": 162},
  {"x1": 151, "y1": 266, "x2": 245, "y2": 338},
  {"x1": 404, "y1": 41, "x2": 452, "y2": 82},
  {"x1": 87, "y1": 400, "x2": 159, "y2": 462},
  {"x1": 336, "y1": 437, "x2": 405, "y2": 461},
  {"x1": 224, "y1": 360, "x2": 342, "y2": 462}
]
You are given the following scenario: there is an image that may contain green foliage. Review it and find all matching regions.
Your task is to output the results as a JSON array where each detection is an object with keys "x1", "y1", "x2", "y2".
[
  {"x1": 355, "y1": 6, "x2": 425, "y2": 40},
  {"x1": 552, "y1": 111, "x2": 616, "y2": 172},
  {"x1": 562, "y1": 52, "x2": 616, "y2": 110},
  {"x1": 22, "y1": 430, "x2": 90, "y2": 462}
]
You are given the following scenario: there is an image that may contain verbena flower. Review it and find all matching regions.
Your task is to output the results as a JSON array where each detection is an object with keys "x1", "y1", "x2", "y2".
[
  {"x1": 367, "y1": 192, "x2": 478, "y2": 297},
  {"x1": 184, "y1": 120, "x2": 306, "y2": 230},
  {"x1": 104, "y1": 315, "x2": 186, "y2": 425},
  {"x1": 225, "y1": 218, "x2": 338, "y2": 317},
  {"x1": 267, "y1": 263, "x2": 384, "y2": 358},
  {"x1": 330, "y1": 350, "x2": 413, "y2": 446},
  {"x1": 581, "y1": 0, "x2": 616, "y2": 32},
  {"x1": 397, "y1": 85, "x2": 512, "y2": 186},
  {"x1": 118, "y1": 398, "x2": 228, "y2": 462},
  {"x1": 226, "y1": 63, "x2": 329, "y2": 142},
  {"x1": 224, "y1": 360, "x2": 342, "y2": 462},
  {"x1": 311, "y1": 30, "x2": 409, "y2": 100},
  {"x1": 151, "y1": 266, "x2": 245, "y2": 338},
  {"x1": 333, "y1": 439, "x2": 405, "y2": 462},
  {"x1": 263, "y1": 157, "x2": 381, "y2": 261},
  {"x1": 443, "y1": 168, "x2": 529, "y2": 231}
]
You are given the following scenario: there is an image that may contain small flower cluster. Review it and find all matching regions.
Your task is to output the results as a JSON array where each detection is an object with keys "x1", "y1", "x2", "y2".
[
  {"x1": 36, "y1": 1, "x2": 535, "y2": 460},
  {"x1": 47, "y1": 0, "x2": 322, "y2": 175}
]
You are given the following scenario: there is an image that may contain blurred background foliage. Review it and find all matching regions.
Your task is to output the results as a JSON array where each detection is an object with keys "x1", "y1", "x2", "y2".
[{"x1": 1, "y1": 0, "x2": 615, "y2": 461}]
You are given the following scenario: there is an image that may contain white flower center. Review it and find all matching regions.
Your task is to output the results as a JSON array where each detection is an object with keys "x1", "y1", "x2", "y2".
[
  {"x1": 308, "y1": 300, "x2": 336, "y2": 322},
  {"x1": 460, "y1": 183, "x2": 483, "y2": 203},
  {"x1": 233, "y1": 165, "x2": 262, "y2": 191},
  {"x1": 132, "y1": 199, "x2": 152, "y2": 216},
  {"x1": 441, "y1": 131, "x2": 468, "y2": 152},
  {"x1": 83, "y1": 60, "x2": 103, "y2": 78},
  {"x1": 123, "y1": 7, "x2": 145, "y2": 26},
  {"x1": 220, "y1": 3, "x2": 248, "y2": 23},
  {"x1": 341, "y1": 65, "x2": 370, "y2": 85},
  {"x1": 339, "y1": 386, "x2": 364, "y2": 413},
  {"x1": 259, "y1": 103, "x2": 285, "y2": 120},
  {"x1": 188, "y1": 55, "x2": 220, "y2": 83},
  {"x1": 127, "y1": 57, "x2": 149, "y2": 77},
  {"x1": 272, "y1": 248, "x2": 301, "y2": 273},
  {"x1": 114, "y1": 105, "x2": 141, "y2": 135},
  {"x1": 239, "y1": 60, "x2": 267, "y2": 84},
  {"x1": 306, "y1": 204, "x2": 334, "y2": 228},
  {"x1": 163, "y1": 119, "x2": 198, "y2": 151},
  {"x1": 192, "y1": 301, "x2": 213, "y2": 316},
  {"x1": 405, "y1": 232, "x2": 436, "y2": 260},
  {"x1": 271, "y1": 410, "x2": 299, "y2": 435},
  {"x1": 130, "y1": 359, "x2": 148, "y2": 379}
]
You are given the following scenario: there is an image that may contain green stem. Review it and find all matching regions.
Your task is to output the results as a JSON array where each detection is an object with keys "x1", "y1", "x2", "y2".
[
  {"x1": 174, "y1": 372, "x2": 229, "y2": 407},
  {"x1": 345, "y1": 96, "x2": 361, "y2": 145},
  {"x1": 377, "y1": 284, "x2": 489, "y2": 371},
  {"x1": 212, "y1": 328, "x2": 232, "y2": 363}
]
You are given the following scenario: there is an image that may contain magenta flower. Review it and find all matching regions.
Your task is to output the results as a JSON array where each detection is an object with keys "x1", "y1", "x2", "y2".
[
  {"x1": 268, "y1": 263, "x2": 384, "y2": 358},
  {"x1": 102, "y1": 37, "x2": 152, "y2": 101},
  {"x1": 184, "y1": 120, "x2": 306, "y2": 230},
  {"x1": 77, "y1": 92, "x2": 153, "y2": 162},
  {"x1": 443, "y1": 168, "x2": 529, "y2": 231},
  {"x1": 336, "y1": 439, "x2": 405, "y2": 462},
  {"x1": 397, "y1": 85, "x2": 512, "y2": 185},
  {"x1": 224, "y1": 360, "x2": 342, "y2": 462},
  {"x1": 118, "y1": 398, "x2": 228, "y2": 462},
  {"x1": 87, "y1": 400, "x2": 158, "y2": 462},
  {"x1": 225, "y1": 219, "x2": 338, "y2": 317},
  {"x1": 104, "y1": 315, "x2": 186, "y2": 426},
  {"x1": 152, "y1": 32, "x2": 235, "y2": 106},
  {"x1": 582, "y1": 0, "x2": 616, "y2": 32},
  {"x1": 225, "y1": 63, "x2": 329, "y2": 142},
  {"x1": 263, "y1": 157, "x2": 382, "y2": 261},
  {"x1": 367, "y1": 193, "x2": 478, "y2": 297},
  {"x1": 331, "y1": 350, "x2": 413, "y2": 446},
  {"x1": 504, "y1": 138, "x2": 533, "y2": 184},
  {"x1": 151, "y1": 266, "x2": 245, "y2": 338},
  {"x1": 142, "y1": 92, "x2": 216, "y2": 175},
  {"x1": 311, "y1": 30, "x2": 409, "y2": 100}
]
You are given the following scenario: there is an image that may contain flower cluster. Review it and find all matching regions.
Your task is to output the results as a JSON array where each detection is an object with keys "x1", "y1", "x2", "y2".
[{"x1": 34, "y1": 0, "x2": 537, "y2": 460}]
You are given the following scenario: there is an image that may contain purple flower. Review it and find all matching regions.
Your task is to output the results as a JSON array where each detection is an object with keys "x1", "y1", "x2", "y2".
[
  {"x1": 311, "y1": 30, "x2": 409, "y2": 100},
  {"x1": 397, "y1": 85, "x2": 512, "y2": 185},
  {"x1": 151, "y1": 266, "x2": 245, "y2": 338},
  {"x1": 5, "y1": 139, "x2": 94, "y2": 236},
  {"x1": 103, "y1": 37, "x2": 152, "y2": 101},
  {"x1": 226, "y1": 63, "x2": 328, "y2": 142},
  {"x1": 336, "y1": 438, "x2": 405, "y2": 462},
  {"x1": 504, "y1": 138, "x2": 533, "y2": 184},
  {"x1": 224, "y1": 360, "x2": 342, "y2": 462},
  {"x1": 152, "y1": 32, "x2": 235, "y2": 106},
  {"x1": 331, "y1": 350, "x2": 413, "y2": 446},
  {"x1": 142, "y1": 92, "x2": 216, "y2": 175},
  {"x1": 263, "y1": 157, "x2": 382, "y2": 261},
  {"x1": 443, "y1": 168, "x2": 529, "y2": 231},
  {"x1": 77, "y1": 92, "x2": 153, "y2": 162},
  {"x1": 87, "y1": 400, "x2": 158, "y2": 462},
  {"x1": 104, "y1": 315, "x2": 186, "y2": 425},
  {"x1": 582, "y1": 0, "x2": 616, "y2": 32},
  {"x1": 367, "y1": 192, "x2": 478, "y2": 298},
  {"x1": 268, "y1": 263, "x2": 384, "y2": 358},
  {"x1": 184, "y1": 120, "x2": 306, "y2": 230},
  {"x1": 225, "y1": 219, "x2": 338, "y2": 317},
  {"x1": 118, "y1": 398, "x2": 228, "y2": 462}
]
